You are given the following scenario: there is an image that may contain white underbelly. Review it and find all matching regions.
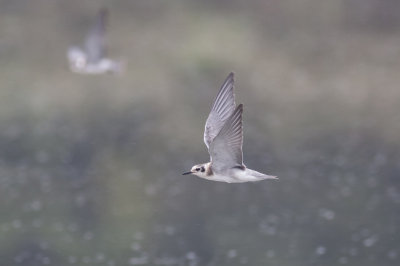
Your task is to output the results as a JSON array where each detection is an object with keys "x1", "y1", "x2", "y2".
[{"x1": 202, "y1": 170, "x2": 265, "y2": 183}]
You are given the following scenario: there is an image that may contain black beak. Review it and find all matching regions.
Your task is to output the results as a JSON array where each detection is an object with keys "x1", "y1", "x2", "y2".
[{"x1": 182, "y1": 171, "x2": 192, "y2": 175}]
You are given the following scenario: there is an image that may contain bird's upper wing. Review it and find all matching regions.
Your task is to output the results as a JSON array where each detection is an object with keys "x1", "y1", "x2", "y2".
[
  {"x1": 203, "y1": 72, "x2": 236, "y2": 149},
  {"x1": 85, "y1": 8, "x2": 108, "y2": 63},
  {"x1": 209, "y1": 104, "x2": 244, "y2": 172}
]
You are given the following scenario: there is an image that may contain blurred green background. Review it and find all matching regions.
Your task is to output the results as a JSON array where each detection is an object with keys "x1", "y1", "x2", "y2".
[{"x1": 1, "y1": 0, "x2": 400, "y2": 265}]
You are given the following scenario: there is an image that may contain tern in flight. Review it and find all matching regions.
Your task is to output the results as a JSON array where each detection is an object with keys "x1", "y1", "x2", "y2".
[
  {"x1": 67, "y1": 8, "x2": 122, "y2": 74},
  {"x1": 183, "y1": 73, "x2": 277, "y2": 183}
]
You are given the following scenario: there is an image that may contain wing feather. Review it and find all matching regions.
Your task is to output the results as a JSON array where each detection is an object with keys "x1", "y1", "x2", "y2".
[
  {"x1": 209, "y1": 104, "x2": 244, "y2": 172},
  {"x1": 85, "y1": 8, "x2": 108, "y2": 63},
  {"x1": 203, "y1": 72, "x2": 236, "y2": 148}
]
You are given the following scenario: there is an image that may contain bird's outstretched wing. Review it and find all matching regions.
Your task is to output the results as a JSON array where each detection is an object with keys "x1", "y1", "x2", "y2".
[
  {"x1": 85, "y1": 8, "x2": 108, "y2": 63},
  {"x1": 204, "y1": 72, "x2": 236, "y2": 149},
  {"x1": 209, "y1": 104, "x2": 244, "y2": 172}
]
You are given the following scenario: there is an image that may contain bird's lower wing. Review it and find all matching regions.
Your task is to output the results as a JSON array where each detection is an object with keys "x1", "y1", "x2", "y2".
[{"x1": 209, "y1": 104, "x2": 244, "y2": 172}]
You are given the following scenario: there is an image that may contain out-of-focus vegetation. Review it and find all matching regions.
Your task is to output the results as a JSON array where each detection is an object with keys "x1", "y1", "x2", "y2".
[{"x1": 0, "y1": 0, "x2": 400, "y2": 265}]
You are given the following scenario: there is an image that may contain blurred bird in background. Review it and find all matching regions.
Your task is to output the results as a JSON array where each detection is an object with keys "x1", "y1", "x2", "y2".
[{"x1": 67, "y1": 8, "x2": 122, "y2": 74}]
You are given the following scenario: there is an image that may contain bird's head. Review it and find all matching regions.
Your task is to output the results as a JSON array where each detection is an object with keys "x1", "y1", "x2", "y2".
[
  {"x1": 67, "y1": 47, "x2": 87, "y2": 71},
  {"x1": 182, "y1": 163, "x2": 208, "y2": 178}
]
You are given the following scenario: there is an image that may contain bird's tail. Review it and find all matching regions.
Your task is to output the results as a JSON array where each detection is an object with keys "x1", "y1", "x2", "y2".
[
  {"x1": 262, "y1": 174, "x2": 278, "y2": 180},
  {"x1": 248, "y1": 169, "x2": 278, "y2": 181}
]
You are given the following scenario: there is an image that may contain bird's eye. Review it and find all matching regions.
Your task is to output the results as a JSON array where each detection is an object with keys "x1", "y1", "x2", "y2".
[{"x1": 195, "y1": 168, "x2": 200, "y2": 171}]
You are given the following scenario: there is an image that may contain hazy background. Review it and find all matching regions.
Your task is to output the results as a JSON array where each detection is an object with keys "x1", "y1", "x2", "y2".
[{"x1": 1, "y1": 0, "x2": 400, "y2": 265}]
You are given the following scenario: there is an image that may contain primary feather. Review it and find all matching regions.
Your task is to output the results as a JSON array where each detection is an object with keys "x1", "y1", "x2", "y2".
[{"x1": 204, "y1": 72, "x2": 236, "y2": 149}]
